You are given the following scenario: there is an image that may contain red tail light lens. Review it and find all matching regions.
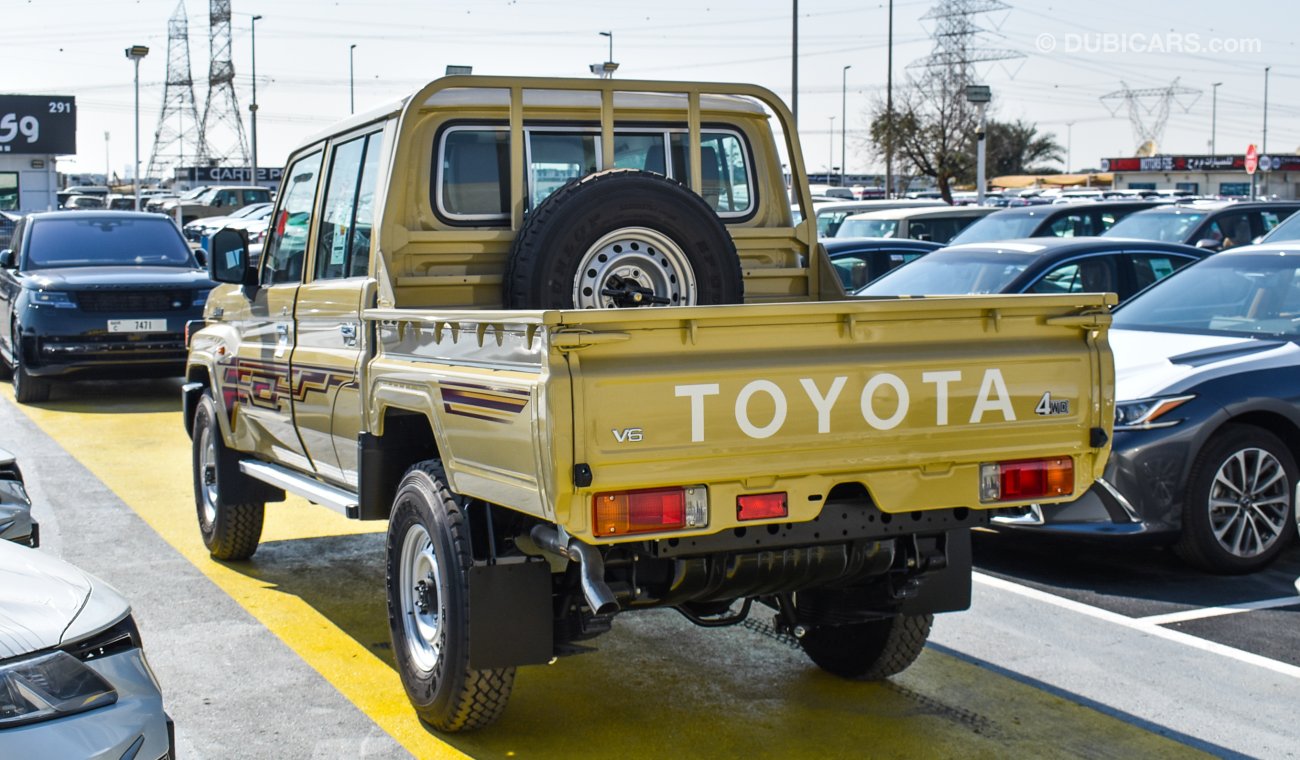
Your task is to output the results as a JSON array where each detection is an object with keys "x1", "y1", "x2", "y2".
[
  {"x1": 737, "y1": 492, "x2": 788, "y2": 521},
  {"x1": 980, "y1": 457, "x2": 1073, "y2": 502},
  {"x1": 594, "y1": 487, "x2": 686, "y2": 536}
]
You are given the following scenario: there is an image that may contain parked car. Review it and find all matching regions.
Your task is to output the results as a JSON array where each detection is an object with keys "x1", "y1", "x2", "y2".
[
  {"x1": 157, "y1": 185, "x2": 272, "y2": 225},
  {"x1": 0, "y1": 538, "x2": 173, "y2": 757},
  {"x1": 0, "y1": 211, "x2": 217, "y2": 403},
  {"x1": 55, "y1": 186, "x2": 110, "y2": 208},
  {"x1": 60, "y1": 194, "x2": 105, "y2": 210},
  {"x1": 947, "y1": 200, "x2": 1157, "y2": 245},
  {"x1": 1103, "y1": 201, "x2": 1300, "y2": 251},
  {"x1": 835, "y1": 205, "x2": 998, "y2": 243},
  {"x1": 825, "y1": 238, "x2": 940, "y2": 290},
  {"x1": 183, "y1": 201, "x2": 272, "y2": 244},
  {"x1": 991, "y1": 242, "x2": 1300, "y2": 573},
  {"x1": 794, "y1": 199, "x2": 946, "y2": 237},
  {"x1": 1262, "y1": 207, "x2": 1300, "y2": 243},
  {"x1": 103, "y1": 194, "x2": 139, "y2": 211},
  {"x1": 855, "y1": 237, "x2": 1207, "y2": 303},
  {"x1": 0, "y1": 445, "x2": 36, "y2": 547}
]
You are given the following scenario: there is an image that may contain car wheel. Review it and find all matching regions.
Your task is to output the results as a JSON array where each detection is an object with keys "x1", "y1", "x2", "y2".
[
  {"x1": 1174, "y1": 425, "x2": 1298, "y2": 574},
  {"x1": 502, "y1": 169, "x2": 742, "y2": 309},
  {"x1": 10, "y1": 326, "x2": 49, "y2": 404},
  {"x1": 799, "y1": 613, "x2": 933, "y2": 680},
  {"x1": 192, "y1": 392, "x2": 264, "y2": 560},
  {"x1": 385, "y1": 460, "x2": 514, "y2": 732}
]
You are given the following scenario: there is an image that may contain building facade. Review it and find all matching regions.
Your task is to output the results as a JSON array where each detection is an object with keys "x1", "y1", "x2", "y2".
[{"x1": 1103, "y1": 154, "x2": 1298, "y2": 200}]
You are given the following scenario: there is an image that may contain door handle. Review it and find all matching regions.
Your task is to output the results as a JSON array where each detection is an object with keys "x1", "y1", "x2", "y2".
[{"x1": 339, "y1": 322, "x2": 357, "y2": 347}]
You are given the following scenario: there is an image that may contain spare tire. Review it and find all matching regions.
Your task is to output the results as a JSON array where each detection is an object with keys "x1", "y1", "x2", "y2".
[{"x1": 503, "y1": 169, "x2": 743, "y2": 309}]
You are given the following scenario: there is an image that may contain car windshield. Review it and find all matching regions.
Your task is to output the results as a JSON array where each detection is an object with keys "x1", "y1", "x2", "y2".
[
  {"x1": 1104, "y1": 210, "x2": 1205, "y2": 242},
  {"x1": 856, "y1": 248, "x2": 1036, "y2": 295},
  {"x1": 836, "y1": 218, "x2": 898, "y2": 238},
  {"x1": 947, "y1": 213, "x2": 1041, "y2": 244},
  {"x1": 26, "y1": 216, "x2": 194, "y2": 269},
  {"x1": 1114, "y1": 252, "x2": 1300, "y2": 338}
]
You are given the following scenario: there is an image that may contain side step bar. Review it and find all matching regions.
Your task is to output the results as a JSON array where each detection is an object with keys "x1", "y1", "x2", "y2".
[{"x1": 239, "y1": 460, "x2": 360, "y2": 519}]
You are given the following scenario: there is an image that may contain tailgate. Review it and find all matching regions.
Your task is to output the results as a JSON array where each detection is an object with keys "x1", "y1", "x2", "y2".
[{"x1": 555, "y1": 295, "x2": 1114, "y2": 533}]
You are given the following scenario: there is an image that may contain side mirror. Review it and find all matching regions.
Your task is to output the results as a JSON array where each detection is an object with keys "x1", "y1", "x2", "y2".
[
  {"x1": 192, "y1": 248, "x2": 207, "y2": 268},
  {"x1": 210, "y1": 228, "x2": 255, "y2": 286},
  {"x1": 1194, "y1": 238, "x2": 1221, "y2": 251},
  {"x1": 0, "y1": 249, "x2": 13, "y2": 269}
]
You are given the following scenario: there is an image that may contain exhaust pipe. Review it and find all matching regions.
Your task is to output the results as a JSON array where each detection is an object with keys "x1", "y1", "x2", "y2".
[{"x1": 529, "y1": 525, "x2": 620, "y2": 615}]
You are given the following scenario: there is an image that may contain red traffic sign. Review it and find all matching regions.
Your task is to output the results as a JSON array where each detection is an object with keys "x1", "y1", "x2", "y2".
[{"x1": 1245, "y1": 144, "x2": 1258, "y2": 175}]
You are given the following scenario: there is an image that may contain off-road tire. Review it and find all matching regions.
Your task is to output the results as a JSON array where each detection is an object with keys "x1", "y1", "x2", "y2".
[
  {"x1": 1174, "y1": 424, "x2": 1297, "y2": 574},
  {"x1": 503, "y1": 169, "x2": 742, "y2": 309},
  {"x1": 192, "y1": 392, "x2": 264, "y2": 560},
  {"x1": 800, "y1": 613, "x2": 933, "y2": 680},
  {"x1": 10, "y1": 325, "x2": 49, "y2": 404},
  {"x1": 386, "y1": 460, "x2": 514, "y2": 732}
]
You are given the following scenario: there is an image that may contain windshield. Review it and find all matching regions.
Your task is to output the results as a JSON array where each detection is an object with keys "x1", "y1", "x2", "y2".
[
  {"x1": 26, "y1": 216, "x2": 194, "y2": 269},
  {"x1": 1115, "y1": 253, "x2": 1300, "y2": 337},
  {"x1": 836, "y1": 218, "x2": 898, "y2": 238},
  {"x1": 856, "y1": 249, "x2": 1036, "y2": 296},
  {"x1": 947, "y1": 213, "x2": 1041, "y2": 244},
  {"x1": 1104, "y1": 210, "x2": 1205, "y2": 242}
]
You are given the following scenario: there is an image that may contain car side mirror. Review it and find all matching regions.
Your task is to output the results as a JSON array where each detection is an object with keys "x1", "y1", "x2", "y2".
[
  {"x1": 210, "y1": 228, "x2": 255, "y2": 286},
  {"x1": 1194, "y1": 238, "x2": 1221, "y2": 251},
  {"x1": 192, "y1": 248, "x2": 207, "y2": 268},
  {"x1": 0, "y1": 249, "x2": 13, "y2": 268}
]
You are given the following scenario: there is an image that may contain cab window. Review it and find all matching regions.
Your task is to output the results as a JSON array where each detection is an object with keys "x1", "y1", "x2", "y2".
[
  {"x1": 262, "y1": 150, "x2": 323, "y2": 286},
  {"x1": 315, "y1": 131, "x2": 383, "y2": 280}
]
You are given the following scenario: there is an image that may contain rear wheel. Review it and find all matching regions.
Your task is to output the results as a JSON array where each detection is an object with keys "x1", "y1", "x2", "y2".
[
  {"x1": 386, "y1": 460, "x2": 514, "y2": 732},
  {"x1": 1174, "y1": 425, "x2": 1297, "y2": 574},
  {"x1": 192, "y1": 393, "x2": 264, "y2": 560},
  {"x1": 10, "y1": 326, "x2": 49, "y2": 404},
  {"x1": 799, "y1": 613, "x2": 933, "y2": 680}
]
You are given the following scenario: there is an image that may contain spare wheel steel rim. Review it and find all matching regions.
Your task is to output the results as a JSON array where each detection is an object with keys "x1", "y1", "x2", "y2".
[{"x1": 572, "y1": 227, "x2": 698, "y2": 309}]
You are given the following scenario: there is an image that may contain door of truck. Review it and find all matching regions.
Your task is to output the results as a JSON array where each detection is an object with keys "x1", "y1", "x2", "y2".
[
  {"x1": 224, "y1": 149, "x2": 324, "y2": 472},
  {"x1": 289, "y1": 128, "x2": 385, "y2": 487}
]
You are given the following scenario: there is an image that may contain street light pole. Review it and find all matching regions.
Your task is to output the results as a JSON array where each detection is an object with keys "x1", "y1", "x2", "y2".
[
  {"x1": 1065, "y1": 121, "x2": 1074, "y2": 173},
  {"x1": 124, "y1": 45, "x2": 149, "y2": 211},
  {"x1": 885, "y1": 0, "x2": 894, "y2": 198},
  {"x1": 828, "y1": 115, "x2": 834, "y2": 184},
  {"x1": 349, "y1": 44, "x2": 357, "y2": 114},
  {"x1": 1210, "y1": 81, "x2": 1221, "y2": 156},
  {"x1": 792, "y1": 0, "x2": 798, "y2": 128},
  {"x1": 841, "y1": 64, "x2": 851, "y2": 188},
  {"x1": 1261, "y1": 66, "x2": 1270, "y2": 197},
  {"x1": 250, "y1": 14, "x2": 262, "y2": 187}
]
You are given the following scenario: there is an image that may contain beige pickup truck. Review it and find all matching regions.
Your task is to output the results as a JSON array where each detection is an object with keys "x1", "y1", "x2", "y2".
[{"x1": 183, "y1": 76, "x2": 1115, "y2": 732}]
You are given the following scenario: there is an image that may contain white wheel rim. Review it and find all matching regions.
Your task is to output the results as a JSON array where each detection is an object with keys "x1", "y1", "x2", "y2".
[
  {"x1": 1207, "y1": 447, "x2": 1291, "y2": 558},
  {"x1": 399, "y1": 522, "x2": 442, "y2": 672},
  {"x1": 199, "y1": 423, "x2": 218, "y2": 525},
  {"x1": 572, "y1": 227, "x2": 698, "y2": 309}
]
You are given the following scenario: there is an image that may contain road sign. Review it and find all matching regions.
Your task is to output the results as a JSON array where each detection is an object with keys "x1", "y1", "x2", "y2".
[{"x1": 1245, "y1": 144, "x2": 1258, "y2": 175}]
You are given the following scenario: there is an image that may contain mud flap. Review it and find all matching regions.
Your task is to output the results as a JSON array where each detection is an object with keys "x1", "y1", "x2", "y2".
[
  {"x1": 468, "y1": 560, "x2": 554, "y2": 669},
  {"x1": 901, "y1": 529, "x2": 973, "y2": 616}
]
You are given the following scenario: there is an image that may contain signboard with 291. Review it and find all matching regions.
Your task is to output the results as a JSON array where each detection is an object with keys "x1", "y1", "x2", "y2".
[{"x1": 0, "y1": 95, "x2": 76, "y2": 155}]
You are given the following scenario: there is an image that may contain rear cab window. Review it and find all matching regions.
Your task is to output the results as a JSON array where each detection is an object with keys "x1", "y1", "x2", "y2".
[{"x1": 433, "y1": 124, "x2": 754, "y2": 224}]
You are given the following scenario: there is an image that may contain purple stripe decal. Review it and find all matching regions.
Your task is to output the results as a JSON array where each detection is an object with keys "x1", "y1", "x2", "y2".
[
  {"x1": 441, "y1": 389, "x2": 528, "y2": 413},
  {"x1": 443, "y1": 404, "x2": 511, "y2": 424}
]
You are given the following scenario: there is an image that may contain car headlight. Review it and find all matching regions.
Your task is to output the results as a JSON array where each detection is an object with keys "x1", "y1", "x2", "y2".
[
  {"x1": 29, "y1": 290, "x2": 76, "y2": 309},
  {"x1": 0, "y1": 650, "x2": 118, "y2": 728},
  {"x1": 1114, "y1": 394, "x2": 1195, "y2": 430}
]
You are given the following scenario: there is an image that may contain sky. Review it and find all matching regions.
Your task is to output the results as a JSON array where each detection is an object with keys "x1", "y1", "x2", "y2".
[{"x1": 5, "y1": 0, "x2": 1298, "y2": 183}]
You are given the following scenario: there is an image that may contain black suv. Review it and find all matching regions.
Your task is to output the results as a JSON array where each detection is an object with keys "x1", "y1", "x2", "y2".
[
  {"x1": 948, "y1": 200, "x2": 1157, "y2": 245},
  {"x1": 0, "y1": 211, "x2": 216, "y2": 403},
  {"x1": 1103, "y1": 201, "x2": 1300, "y2": 251}
]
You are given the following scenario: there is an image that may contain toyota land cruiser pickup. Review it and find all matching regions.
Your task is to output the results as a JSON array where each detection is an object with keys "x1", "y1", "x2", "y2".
[{"x1": 182, "y1": 76, "x2": 1115, "y2": 733}]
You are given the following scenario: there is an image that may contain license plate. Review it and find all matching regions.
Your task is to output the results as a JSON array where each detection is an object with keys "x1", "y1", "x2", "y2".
[{"x1": 108, "y1": 319, "x2": 167, "y2": 333}]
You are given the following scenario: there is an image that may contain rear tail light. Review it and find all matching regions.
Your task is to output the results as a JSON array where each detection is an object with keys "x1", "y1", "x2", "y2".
[
  {"x1": 980, "y1": 457, "x2": 1073, "y2": 502},
  {"x1": 737, "y1": 492, "x2": 788, "y2": 521},
  {"x1": 592, "y1": 486, "x2": 708, "y2": 536}
]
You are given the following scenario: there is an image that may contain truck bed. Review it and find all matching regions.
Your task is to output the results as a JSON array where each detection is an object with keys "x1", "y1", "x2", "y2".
[{"x1": 365, "y1": 294, "x2": 1114, "y2": 542}]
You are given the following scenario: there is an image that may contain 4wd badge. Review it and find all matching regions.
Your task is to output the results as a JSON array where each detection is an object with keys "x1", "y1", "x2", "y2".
[{"x1": 1035, "y1": 392, "x2": 1070, "y2": 416}]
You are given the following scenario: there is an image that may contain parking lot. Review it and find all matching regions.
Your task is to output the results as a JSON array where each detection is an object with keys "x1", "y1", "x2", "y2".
[{"x1": 3, "y1": 379, "x2": 1296, "y2": 759}]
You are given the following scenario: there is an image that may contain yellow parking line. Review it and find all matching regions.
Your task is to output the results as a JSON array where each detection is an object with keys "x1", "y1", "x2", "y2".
[{"x1": 7, "y1": 384, "x2": 1210, "y2": 759}]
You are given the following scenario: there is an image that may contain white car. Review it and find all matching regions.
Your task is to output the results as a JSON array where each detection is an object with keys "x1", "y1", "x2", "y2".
[{"x1": 0, "y1": 540, "x2": 173, "y2": 758}]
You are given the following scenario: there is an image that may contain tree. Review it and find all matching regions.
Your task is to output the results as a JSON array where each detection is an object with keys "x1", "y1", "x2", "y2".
[
  {"x1": 867, "y1": 70, "x2": 977, "y2": 204},
  {"x1": 985, "y1": 120, "x2": 1065, "y2": 177}
]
